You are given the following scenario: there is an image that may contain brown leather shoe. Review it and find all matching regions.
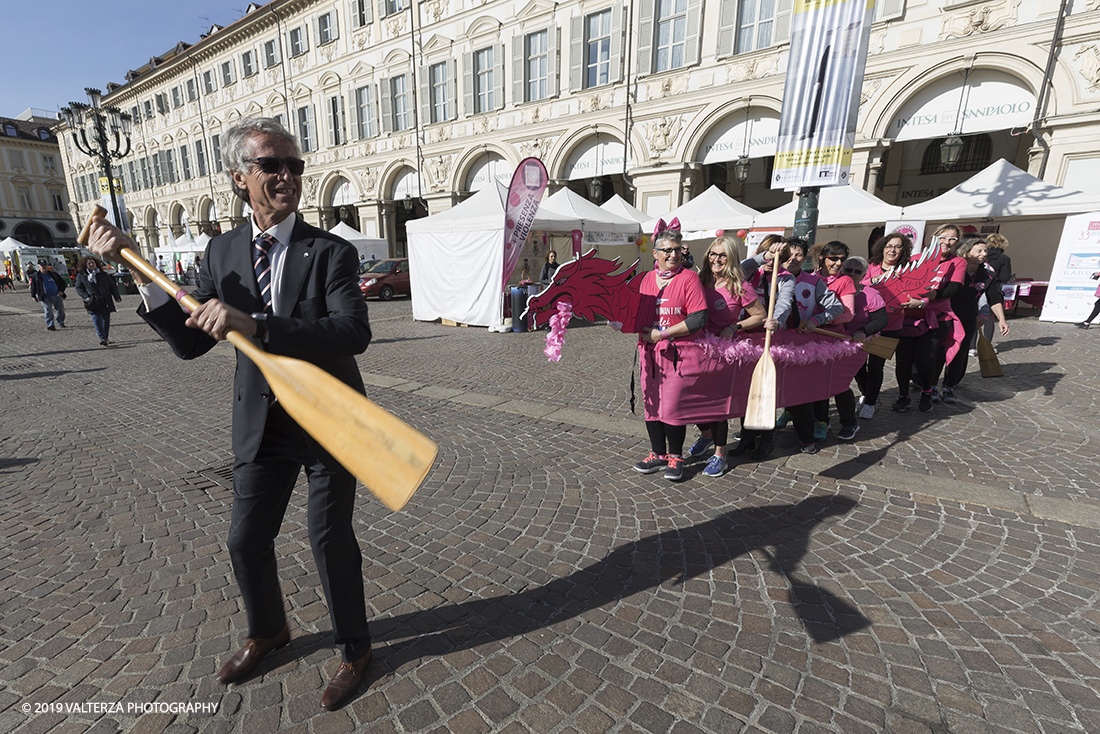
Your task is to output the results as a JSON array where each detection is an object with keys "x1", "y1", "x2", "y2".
[
  {"x1": 216, "y1": 623, "x2": 290, "y2": 684},
  {"x1": 320, "y1": 648, "x2": 372, "y2": 710}
]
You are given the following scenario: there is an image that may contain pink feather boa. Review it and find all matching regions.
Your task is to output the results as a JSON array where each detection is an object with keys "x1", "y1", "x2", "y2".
[
  {"x1": 697, "y1": 331, "x2": 864, "y2": 366},
  {"x1": 544, "y1": 301, "x2": 574, "y2": 362}
]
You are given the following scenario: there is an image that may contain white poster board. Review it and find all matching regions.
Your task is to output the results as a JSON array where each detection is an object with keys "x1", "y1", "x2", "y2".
[
  {"x1": 746, "y1": 228, "x2": 786, "y2": 253},
  {"x1": 884, "y1": 221, "x2": 926, "y2": 257},
  {"x1": 1039, "y1": 212, "x2": 1100, "y2": 322}
]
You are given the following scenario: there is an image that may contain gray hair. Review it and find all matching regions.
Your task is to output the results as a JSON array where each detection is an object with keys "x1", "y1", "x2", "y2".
[
  {"x1": 654, "y1": 229, "x2": 683, "y2": 246},
  {"x1": 222, "y1": 117, "x2": 301, "y2": 199}
]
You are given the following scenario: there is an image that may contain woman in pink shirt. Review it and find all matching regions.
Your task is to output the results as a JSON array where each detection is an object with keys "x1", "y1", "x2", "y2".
[
  {"x1": 686, "y1": 235, "x2": 766, "y2": 477},
  {"x1": 809, "y1": 241, "x2": 859, "y2": 440},
  {"x1": 859, "y1": 233, "x2": 913, "y2": 417}
]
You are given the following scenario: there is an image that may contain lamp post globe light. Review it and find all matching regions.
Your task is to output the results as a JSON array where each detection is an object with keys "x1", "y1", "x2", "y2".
[{"x1": 60, "y1": 88, "x2": 133, "y2": 233}]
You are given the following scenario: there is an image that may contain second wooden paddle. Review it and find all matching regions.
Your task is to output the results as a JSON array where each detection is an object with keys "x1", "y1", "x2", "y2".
[
  {"x1": 976, "y1": 333, "x2": 1003, "y2": 377},
  {"x1": 743, "y1": 256, "x2": 781, "y2": 430},
  {"x1": 79, "y1": 206, "x2": 437, "y2": 511}
]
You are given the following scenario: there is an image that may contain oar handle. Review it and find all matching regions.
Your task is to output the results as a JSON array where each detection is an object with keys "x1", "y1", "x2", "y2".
[
  {"x1": 763, "y1": 254, "x2": 780, "y2": 351},
  {"x1": 812, "y1": 326, "x2": 856, "y2": 342},
  {"x1": 79, "y1": 205, "x2": 202, "y2": 314}
]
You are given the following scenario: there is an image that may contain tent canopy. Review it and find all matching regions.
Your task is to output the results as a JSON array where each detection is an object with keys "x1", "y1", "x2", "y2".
[
  {"x1": 329, "y1": 221, "x2": 387, "y2": 260},
  {"x1": 407, "y1": 180, "x2": 577, "y2": 234},
  {"x1": 538, "y1": 188, "x2": 641, "y2": 233},
  {"x1": 600, "y1": 194, "x2": 649, "y2": 224},
  {"x1": 173, "y1": 233, "x2": 206, "y2": 252},
  {"x1": 901, "y1": 159, "x2": 1100, "y2": 220},
  {"x1": 0, "y1": 237, "x2": 30, "y2": 252},
  {"x1": 752, "y1": 185, "x2": 903, "y2": 228},
  {"x1": 643, "y1": 185, "x2": 760, "y2": 235}
]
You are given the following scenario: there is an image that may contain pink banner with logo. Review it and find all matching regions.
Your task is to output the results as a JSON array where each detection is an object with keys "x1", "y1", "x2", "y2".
[
  {"x1": 571, "y1": 230, "x2": 583, "y2": 257},
  {"x1": 502, "y1": 157, "x2": 548, "y2": 290}
]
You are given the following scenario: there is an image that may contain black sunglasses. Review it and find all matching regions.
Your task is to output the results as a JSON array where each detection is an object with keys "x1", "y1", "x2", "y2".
[
  {"x1": 824, "y1": 256, "x2": 845, "y2": 262},
  {"x1": 245, "y1": 157, "x2": 306, "y2": 175}
]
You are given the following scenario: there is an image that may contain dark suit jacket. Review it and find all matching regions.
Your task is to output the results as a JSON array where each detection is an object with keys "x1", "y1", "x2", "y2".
[{"x1": 140, "y1": 216, "x2": 372, "y2": 463}]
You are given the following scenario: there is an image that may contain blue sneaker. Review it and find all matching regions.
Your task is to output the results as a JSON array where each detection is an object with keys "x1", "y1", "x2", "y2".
[
  {"x1": 775, "y1": 410, "x2": 792, "y2": 429},
  {"x1": 688, "y1": 435, "x2": 714, "y2": 458},
  {"x1": 702, "y1": 454, "x2": 728, "y2": 477},
  {"x1": 813, "y1": 421, "x2": 828, "y2": 441}
]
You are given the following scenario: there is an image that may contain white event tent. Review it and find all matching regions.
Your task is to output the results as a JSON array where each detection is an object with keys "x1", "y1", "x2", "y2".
[
  {"x1": 753, "y1": 185, "x2": 903, "y2": 228},
  {"x1": 901, "y1": 159, "x2": 1100, "y2": 278},
  {"x1": 329, "y1": 221, "x2": 387, "y2": 261},
  {"x1": 642, "y1": 185, "x2": 759, "y2": 238},
  {"x1": 407, "y1": 181, "x2": 577, "y2": 326},
  {"x1": 0, "y1": 237, "x2": 30, "y2": 252},
  {"x1": 600, "y1": 194, "x2": 649, "y2": 224}
]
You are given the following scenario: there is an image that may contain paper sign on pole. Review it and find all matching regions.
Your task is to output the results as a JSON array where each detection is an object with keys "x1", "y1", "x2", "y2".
[
  {"x1": 772, "y1": 0, "x2": 875, "y2": 191},
  {"x1": 746, "y1": 228, "x2": 786, "y2": 253},
  {"x1": 502, "y1": 158, "x2": 549, "y2": 290},
  {"x1": 1039, "y1": 212, "x2": 1100, "y2": 322}
]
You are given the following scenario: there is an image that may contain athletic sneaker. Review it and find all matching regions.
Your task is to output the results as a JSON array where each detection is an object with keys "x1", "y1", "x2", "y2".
[
  {"x1": 775, "y1": 410, "x2": 792, "y2": 429},
  {"x1": 702, "y1": 455, "x2": 728, "y2": 477},
  {"x1": 664, "y1": 456, "x2": 685, "y2": 481},
  {"x1": 918, "y1": 391, "x2": 934, "y2": 412},
  {"x1": 838, "y1": 424, "x2": 860, "y2": 441},
  {"x1": 800, "y1": 443, "x2": 819, "y2": 454},
  {"x1": 633, "y1": 452, "x2": 667, "y2": 474},
  {"x1": 1076, "y1": 322, "x2": 1090, "y2": 329},
  {"x1": 813, "y1": 421, "x2": 828, "y2": 441},
  {"x1": 941, "y1": 387, "x2": 957, "y2": 404},
  {"x1": 891, "y1": 395, "x2": 911, "y2": 412},
  {"x1": 688, "y1": 435, "x2": 714, "y2": 458},
  {"x1": 968, "y1": 348, "x2": 978, "y2": 357},
  {"x1": 930, "y1": 386, "x2": 940, "y2": 403},
  {"x1": 859, "y1": 403, "x2": 875, "y2": 420}
]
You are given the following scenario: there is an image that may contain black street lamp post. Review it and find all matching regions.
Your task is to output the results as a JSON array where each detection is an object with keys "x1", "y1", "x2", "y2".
[{"x1": 61, "y1": 88, "x2": 132, "y2": 232}]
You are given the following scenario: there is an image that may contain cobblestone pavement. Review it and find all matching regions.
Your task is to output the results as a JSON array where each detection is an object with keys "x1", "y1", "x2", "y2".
[{"x1": 2, "y1": 286, "x2": 1099, "y2": 734}]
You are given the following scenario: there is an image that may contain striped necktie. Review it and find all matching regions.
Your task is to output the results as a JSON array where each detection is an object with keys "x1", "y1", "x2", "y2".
[{"x1": 254, "y1": 233, "x2": 276, "y2": 313}]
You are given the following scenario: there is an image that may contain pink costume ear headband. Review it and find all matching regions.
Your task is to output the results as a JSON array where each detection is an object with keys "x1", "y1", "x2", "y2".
[{"x1": 653, "y1": 217, "x2": 681, "y2": 241}]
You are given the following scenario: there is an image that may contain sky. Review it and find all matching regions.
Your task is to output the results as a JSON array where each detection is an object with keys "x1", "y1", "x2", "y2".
[{"x1": 1, "y1": 1, "x2": 255, "y2": 119}]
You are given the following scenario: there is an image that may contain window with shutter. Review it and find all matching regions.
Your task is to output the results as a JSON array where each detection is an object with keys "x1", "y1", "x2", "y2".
[
  {"x1": 195, "y1": 140, "x2": 207, "y2": 177},
  {"x1": 525, "y1": 30, "x2": 549, "y2": 102},
  {"x1": 180, "y1": 146, "x2": 192, "y2": 179},
  {"x1": 391, "y1": 75, "x2": 410, "y2": 130},
  {"x1": 327, "y1": 95, "x2": 346, "y2": 145},
  {"x1": 585, "y1": 9, "x2": 613, "y2": 88},
  {"x1": 428, "y1": 62, "x2": 451, "y2": 123},
  {"x1": 875, "y1": 0, "x2": 905, "y2": 22},
  {"x1": 264, "y1": 39, "x2": 280, "y2": 67},
  {"x1": 242, "y1": 51, "x2": 256, "y2": 77},
  {"x1": 474, "y1": 47, "x2": 495, "y2": 113},
  {"x1": 212, "y1": 135, "x2": 223, "y2": 172},
  {"x1": 355, "y1": 85, "x2": 376, "y2": 137},
  {"x1": 352, "y1": 0, "x2": 372, "y2": 27}
]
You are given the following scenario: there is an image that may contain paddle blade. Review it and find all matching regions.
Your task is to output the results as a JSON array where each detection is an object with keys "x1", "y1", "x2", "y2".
[
  {"x1": 743, "y1": 353, "x2": 777, "y2": 430},
  {"x1": 976, "y1": 334, "x2": 1003, "y2": 378},
  {"x1": 862, "y1": 335, "x2": 898, "y2": 360},
  {"x1": 230, "y1": 335, "x2": 437, "y2": 511}
]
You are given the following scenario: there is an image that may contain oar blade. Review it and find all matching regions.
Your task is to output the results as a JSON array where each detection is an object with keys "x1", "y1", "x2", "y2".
[
  {"x1": 976, "y1": 334, "x2": 1003, "y2": 378},
  {"x1": 743, "y1": 353, "x2": 777, "y2": 430},
  {"x1": 862, "y1": 336, "x2": 898, "y2": 360},
  {"x1": 239, "y1": 339, "x2": 438, "y2": 511}
]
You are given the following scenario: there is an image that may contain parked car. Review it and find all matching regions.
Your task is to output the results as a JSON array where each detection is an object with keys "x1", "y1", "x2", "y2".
[{"x1": 359, "y1": 258, "x2": 410, "y2": 300}]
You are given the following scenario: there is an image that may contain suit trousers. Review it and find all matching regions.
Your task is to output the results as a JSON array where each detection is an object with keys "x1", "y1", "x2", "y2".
[{"x1": 228, "y1": 403, "x2": 372, "y2": 662}]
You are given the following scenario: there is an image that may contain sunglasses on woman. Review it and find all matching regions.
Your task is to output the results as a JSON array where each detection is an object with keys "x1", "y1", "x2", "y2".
[
  {"x1": 824, "y1": 256, "x2": 844, "y2": 262},
  {"x1": 245, "y1": 157, "x2": 306, "y2": 175}
]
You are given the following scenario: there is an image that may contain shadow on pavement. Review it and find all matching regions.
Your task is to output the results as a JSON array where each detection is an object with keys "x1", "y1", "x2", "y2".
[
  {"x1": 0, "y1": 457, "x2": 40, "y2": 473},
  {"x1": 0, "y1": 367, "x2": 107, "y2": 380},
  {"x1": 368, "y1": 494, "x2": 866, "y2": 681}
]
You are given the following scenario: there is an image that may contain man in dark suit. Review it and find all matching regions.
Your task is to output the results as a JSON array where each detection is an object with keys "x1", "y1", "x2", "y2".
[{"x1": 87, "y1": 117, "x2": 374, "y2": 710}]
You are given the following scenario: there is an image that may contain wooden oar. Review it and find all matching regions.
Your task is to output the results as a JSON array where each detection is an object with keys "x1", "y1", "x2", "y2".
[
  {"x1": 976, "y1": 333, "x2": 1003, "y2": 378},
  {"x1": 744, "y1": 260, "x2": 780, "y2": 430},
  {"x1": 812, "y1": 327, "x2": 899, "y2": 360},
  {"x1": 79, "y1": 206, "x2": 436, "y2": 511}
]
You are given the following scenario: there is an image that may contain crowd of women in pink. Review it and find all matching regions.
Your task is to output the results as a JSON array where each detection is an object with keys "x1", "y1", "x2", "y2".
[{"x1": 632, "y1": 223, "x2": 1011, "y2": 482}]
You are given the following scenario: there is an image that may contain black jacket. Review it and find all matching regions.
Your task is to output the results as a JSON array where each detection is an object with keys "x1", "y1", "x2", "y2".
[
  {"x1": 75, "y1": 269, "x2": 122, "y2": 313},
  {"x1": 29, "y1": 270, "x2": 67, "y2": 300},
  {"x1": 985, "y1": 248, "x2": 1013, "y2": 283}
]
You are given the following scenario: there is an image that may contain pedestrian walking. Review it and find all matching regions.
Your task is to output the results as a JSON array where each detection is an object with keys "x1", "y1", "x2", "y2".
[
  {"x1": 28, "y1": 262, "x2": 67, "y2": 330},
  {"x1": 74, "y1": 256, "x2": 122, "y2": 346},
  {"x1": 87, "y1": 117, "x2": 375, "y2": 710}
]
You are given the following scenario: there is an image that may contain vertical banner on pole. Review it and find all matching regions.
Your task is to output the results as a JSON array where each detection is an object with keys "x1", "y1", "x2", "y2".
[
  {"x1": 571, "y1": 229, "x2": 583, "y2": 258},
  {"x1": 772, "y1": 0, "x2": 875, "y2": 192},
  {"x1": 98, "y1": 176, "x2": 129, "y2": 231},
  {"x1": 502, "y1": 157, "x2": 549, "y2": 290}
]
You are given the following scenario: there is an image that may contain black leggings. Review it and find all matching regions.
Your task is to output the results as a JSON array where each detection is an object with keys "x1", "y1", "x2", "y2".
[
  {"x1": 855, "y1": 328, "x2": 898, "y2": 406},
  {"x1": 934, "y1": 305, "x2": 978, "y2": 389},
  {"x1": 647, "y1": 421, "x2": 687, "y2": 457},
  {"x1": 695, "y1": 421, "x2": 729, "y2": 447},
  {"x1": 895, "y1": 322, "x2": 950, "y2": 395},
  {"x1": 1085, "y1": 298, "x2": 1100, "y2": 324},
  {"x1": 813, "y1": 390, "x2": 857, "y2": 428}
]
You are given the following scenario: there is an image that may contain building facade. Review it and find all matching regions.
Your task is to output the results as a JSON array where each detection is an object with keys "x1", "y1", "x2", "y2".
[
  {"x1": 2, "y1": 110, "x2": 76, "y2": 249},
  {"x1": 58, "y1": 0, "x2": 1100, "y2": 260}
]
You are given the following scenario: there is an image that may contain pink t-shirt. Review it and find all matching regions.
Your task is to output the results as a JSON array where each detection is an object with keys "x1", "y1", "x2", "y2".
[
  {"x1": 704, "y1": 280, "x2": 758, "y2": 334},
  {"x1": 848, "y1": 286, "x2": 886, "y2": 334},
  {"x1": 824, "y1": 273, "x2": 857, "y2": 325},
  {"x1": 638, "y1": 268, "x2": 708, "y2": 340}
]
